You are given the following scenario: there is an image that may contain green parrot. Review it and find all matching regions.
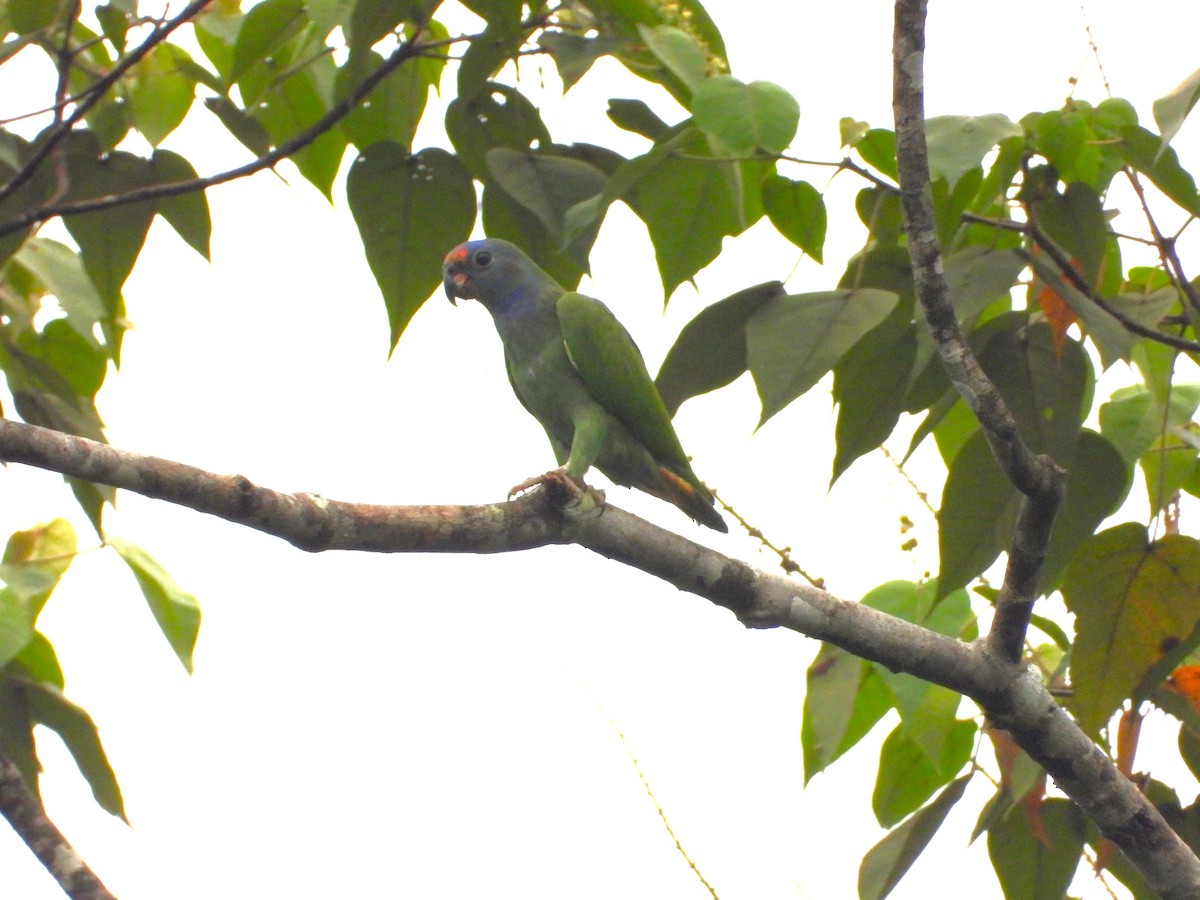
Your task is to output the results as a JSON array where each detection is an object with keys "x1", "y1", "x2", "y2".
[{"x1": 442, "y1": 238, "x2": 727, "y2": 533}]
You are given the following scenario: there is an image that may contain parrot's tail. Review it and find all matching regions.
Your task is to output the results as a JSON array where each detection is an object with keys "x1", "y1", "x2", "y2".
[{"x1": 654, "y1": 467, "x2": 728, "y2": 533}]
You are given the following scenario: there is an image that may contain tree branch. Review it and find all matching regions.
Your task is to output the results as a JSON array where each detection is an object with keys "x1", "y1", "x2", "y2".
[
  {"x1": 0, "y1": 416, "x2": 1197, "y2": 894},
  {"x1": 892, "y1": 1, "x2": 1199, "y2": 893},
  {"x1": 0, "y1": 750, "x2": 115, "y2": 900},
  {"x1": 891, "y1": 0, "x2": 1064, "y2": 664}
]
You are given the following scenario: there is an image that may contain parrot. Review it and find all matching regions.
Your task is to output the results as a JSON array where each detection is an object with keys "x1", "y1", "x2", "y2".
[{"x1": 442, "y1": 238, "x2": 727, "y2": 533}]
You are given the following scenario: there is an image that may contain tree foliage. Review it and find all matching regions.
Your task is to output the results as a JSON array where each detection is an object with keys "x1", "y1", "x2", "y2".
[{"x1": 2, "y1": 0, "x2": 1200, "y2": 897}]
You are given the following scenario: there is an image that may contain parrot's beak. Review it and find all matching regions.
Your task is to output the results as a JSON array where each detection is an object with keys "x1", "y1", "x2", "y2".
[{"x1": 442, "y1": 267, "x2": 473, "y2": 305}]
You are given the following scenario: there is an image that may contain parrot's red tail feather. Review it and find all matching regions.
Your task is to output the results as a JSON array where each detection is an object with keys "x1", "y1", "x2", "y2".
[{"x1": 655, "y1": 467, "x2": 727, "y2": 533}]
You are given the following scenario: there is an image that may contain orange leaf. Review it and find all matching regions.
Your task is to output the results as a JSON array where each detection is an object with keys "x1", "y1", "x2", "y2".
[
  {"x1": 1030, "y1": 245, "x2": 1081, "y2": 357},
  {"x1": 988, "y1": 725, "x2": 1050, "y2": 846},
  {"x1": 1167, "y1": 665, "x2": 1200, "y2": 713}
]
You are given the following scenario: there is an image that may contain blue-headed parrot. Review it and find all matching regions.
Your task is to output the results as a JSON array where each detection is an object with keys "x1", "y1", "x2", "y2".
[{"x1": 442, "y1": 238, "x2": 726, "y2": 532}]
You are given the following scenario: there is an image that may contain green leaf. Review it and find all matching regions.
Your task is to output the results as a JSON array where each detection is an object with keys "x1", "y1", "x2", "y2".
[
  {"x1": 654, "y1": 281, "x2": 783, "y2": 416},
  {"x1": 636, "y1": 24, "x2": 707, "y2": 94},
  {"x1": 539, "y1": 31, "x2": 627, "y2": 92},
  {"x1": 109, "y1": 538, "x2": 201, "y2": 674},
  {"x1": 943, "y1": 246, "x2": 1025, "y2": 323},
  {"x1": 802, "y1": 644, "x2": 893, "y2": 783},
  {"x1": 231, "y1": 0, "x2": 307, "y2": 82},
  {"x1": 872, "y1": 720, "x2": 974, "y2": 828},
  {"x1": 481, "y1": 184, "x2": 585, "y2": 289},
  {"x1": 128, "y1": 44, "x2": 196, "y2": 146},
  {"x1": 1154, "y1": 66, "x2": 1200, "y2": 152},
  {"x1": 1118, "y1": 123, "x2": 1200, "y2": 215},
  {"x1": 839, "y1": 117, "x2": 869, "y2": 148},
  {"x1": 0, "y1": 519, "x2": 76, "y2": 667},
  {"x1": 445, "y1": 83, "x2": 550, "y2": 181},
  {"x1": 761, "y1": 174, "x2": 825, "y2": 261},
  {"x1": 194, "y1": 9, "x2": 242, "y2": 84},
  {"x1": 12, "y1": 631, "x2": 64, "y2": 689},
  {"x1": 484, "y1": 148, "x2": 608, "y2": 248},
  {"x1": 859, "y1": 775, "x2": 971, "y2": 900},
  {"x1": 1099, "y1": 383, "x2": 1200, "y2": 463},
  {"x1": 988, "y1": 799, "x2": 1084, "y2": 900},
  {"x1": 1142, "y1": 426, "x2": 1200, "y2": 515},
  {"x1": 347, "y1": 144, "x2": 475, "y2": 351},
  {"x1": 150, "y1": 150, "x2": 211, "y2": 260},
  {"x1": 456, "y1": 13, "x2": 525, "y2": 103},
  {"x1": 1063, "y1": 525, "x2": 1200, "y2": 734},
  {"x1": 1038, "y1": 430, "x2": 1131, "y2": 594},
  {"x1": 16, "y1": 319, "x2": 108, "y2": 397},
  {"x1": 204, "y1": 96, "x2": 272, "y2": 156},
  {"x1": 692, "y1": 76, "x2": 798, "y2": 156},
  {"x1": 25, "y1": 680, "x2": 125, "y2": 819},
  {"x1": 13, "y1": 239, "x2": 109, "y2": 349},
  {"x1": 1034, "y1": 109, "x2": 1099, "y2": 186},
  {"x1": 252, "y1": 63, "x2": 347, "y2": 199},
  {"x1": 62, "y1": 137, "x2": 155, "y2": 311},
  {"x1": 831, "y1": 300, "x2": 915, "y2": 482},
  {"x1": 8, "y1": 0, "x2": 59, "y2": 33},
  {"x1": 1035, "y1": 181, "x2": 1108, "y2": 288},
  {"x1": 746, "y1": 289, "x2": 898, "y2": 426},
  {"x1": 937, "y1": 429, "x2": 1021, "y2": 598},
  {"x1": 624, "y1": 129, "x2": 745, "y2": 299},
  {"x1": 924, "y1": 114, "x2": 1022, "y2": 191},
  {"x1": 856, "y1": 128, "x2": 897, "y2": 180},
  {"x1": 338, "y1": 51, "x2": 430, "y2": 152},
  {"x1": 976, "y1": 320, "x2": 1090, "y2": 461},
  {"x1": 606, "y1": 98, "x2": 670, "y2": 141}
]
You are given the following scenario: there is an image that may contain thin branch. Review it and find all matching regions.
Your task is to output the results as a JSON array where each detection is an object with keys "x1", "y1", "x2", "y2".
[
  {"x1": 0, "y1": 28, "x2": 438, "y2": 238},
  {"x1": 0, "y1": 0, "x2": 214, "y2": 210},
  {"x1": 892, "y1": 2, "x2": 1064, "y2": 661},
  {"x1": 1125, "y1": 167, "x2": 1200, "y2": 315},
  {"x1": 0, "y1": 416, "x2": 1195, "y2": 895},
  {"x1": 0, "y1": 750, "x2": 115, "y2": 900}
]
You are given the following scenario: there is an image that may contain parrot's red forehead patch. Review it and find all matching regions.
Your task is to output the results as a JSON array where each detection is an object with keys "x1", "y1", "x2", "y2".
[{"x1": 443, "y1": 245, "x2": 469, "y2": 265}]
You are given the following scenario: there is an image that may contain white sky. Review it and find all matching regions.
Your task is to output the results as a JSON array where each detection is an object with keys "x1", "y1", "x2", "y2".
[{"x1": 3, "y1": 1, "x2": 1200, "y2": 898}]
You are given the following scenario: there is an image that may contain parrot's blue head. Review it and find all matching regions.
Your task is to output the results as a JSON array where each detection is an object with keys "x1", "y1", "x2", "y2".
[{"x1": 442, "y1": 238, "x2": 550, "y2": 315}]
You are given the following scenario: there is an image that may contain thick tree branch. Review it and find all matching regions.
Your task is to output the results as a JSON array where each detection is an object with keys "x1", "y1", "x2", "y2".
[
  {"x1": 0, "y1": 416, "x2": 1197, "y2": 894},
  {"x1": 891, "y1": 0, "x2": 1064, "y2": 664},
  {"x1": 0, "y1": 750, "x2": 114, "y2": 900},
  {"x1": 892, "y1": 2, "x2": 1199, "y2": 895}
]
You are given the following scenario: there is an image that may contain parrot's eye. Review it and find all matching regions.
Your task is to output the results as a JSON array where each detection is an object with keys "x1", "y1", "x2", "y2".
[{"x1": 474, "y1": 250, "x2": 492, "y2": 267}]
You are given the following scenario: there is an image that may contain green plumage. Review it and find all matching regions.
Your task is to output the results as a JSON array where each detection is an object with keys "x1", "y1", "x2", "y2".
[{"x1": 443, "y1": 238, "x2": 726, "y2": 532}]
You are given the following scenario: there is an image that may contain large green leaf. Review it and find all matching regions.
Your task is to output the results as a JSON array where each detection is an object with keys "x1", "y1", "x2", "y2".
[
  {"x1": 456, "y1": 6, "x2": 525, "y2": 103},
  {"x1": 746, "y1": 288, "x2": 899, "y2": 426},
  {"x1": 624, "y1": 129, "x2": 746, "y2": 299},
  {"x1": 26, "y1": 680, "x2": 125, "y2": 819},
  {"x1": 538, "y1": 30, "x2": 627, "y2": 92},
  {"x1": 654, "y1": 281, "x2": 783, "y2": 416},
  {"x1": 445, "y1": 83, "x2": 550, "y2": 181},
  {"x1": 1118, "y1": 123, "x2": 1200, "y2": 215},
  {"x1": 636, "y1": 24, "x2": 707, "y2": 94},
  {"x1": 338, "y1": 51, "x2": 431, "y2": 152},
  {"x1": 0, "y1": 520, "x2": 76, "y2": 668},
  {"x1": 13, "y1": 238, "x2": 110, "y2": 351},
  {"x1": 109, "y1": 538, "x2": 201, "y2": 674},
  {"x1": 858, "y1": 775, "x2": 971, "y2": 900},
  {"x1": 347, "y1": 144, "x2": 475, "y2": 351},
  {"x1": 230, "y1": 0, "x2": 307, "y2": 82},
  {"x1": 1099, "y1": 383, "x2": 1200, "y2": 463},
  {"x1": 1038, "y1": 430, "x2": 1131, "y2": 595},
  {"x1": 692, "y1": 76, "x2": 798, "y2": 156},
  {"x1": 924, "y1": 114, "x2": 1022, "y2": 191},
  {"x1": 1063, "y1": 525, "x2": 1200, "y2": 734},
  {"x1": 62, "y1": 136, "x2": 155, "y2": 311},
  {"x1": 988, "y1": 799, "x2": 1084, "y2": 900},
  {"x1": 150, "y1": 150, "x2": 212, "y2": 260},
  {"x1": 802, "y1": 644, "x2": 893, "y2": 783},
  {"x1": 481, "y1": 183, "x2": 586, "y2": 289},
  {"x1": 761, "y1": 174, "x2": 825, "y2": 262},
  {"x1": 937, "y1": 429, "x2": 1021, "y2": 599},
  {"x1": 484, "y1": 148, "x2": 608, "y2": 246},
  {"x1": 252, "y1": 61, "x2": 347, "y2": 200},
  {"x1": 1154, "y1": 66, "x2": 1200, "y2": 152},
  {"x1": 1033, "y1": 181, "x2": 1107, "y2": 288},
  {"x1": 872, "y1": 720, "x2": 974, "y2": 828},
  {"x1": 128, "y1": 44, "x2": 196, "y2": 147}
]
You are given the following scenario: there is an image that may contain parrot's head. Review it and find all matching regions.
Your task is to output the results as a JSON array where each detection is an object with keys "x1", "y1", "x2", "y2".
[{"x1": 442, "y1": 238, "x2": 548, "y2": 313}]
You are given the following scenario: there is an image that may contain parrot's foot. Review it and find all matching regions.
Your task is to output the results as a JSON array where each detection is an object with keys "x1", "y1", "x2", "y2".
[{"x1": 509, "y1": 469, "x2": 606, "y2": 517}]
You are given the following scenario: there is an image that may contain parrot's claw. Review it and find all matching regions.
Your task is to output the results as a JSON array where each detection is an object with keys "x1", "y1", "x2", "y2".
[{"x1": 509, "y1": 469, "x2": 606, "y2": 517}]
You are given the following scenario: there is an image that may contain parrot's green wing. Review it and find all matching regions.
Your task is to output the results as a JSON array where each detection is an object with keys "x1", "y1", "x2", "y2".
[{"x1": 556, "y1": 292, "x2": 700, "y2": 485}]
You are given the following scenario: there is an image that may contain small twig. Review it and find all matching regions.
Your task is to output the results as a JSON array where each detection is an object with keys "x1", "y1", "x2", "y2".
[
  {"x1": 879, "y1": 446, "x2": 935, "y2": 517},
  {"x1": 709, "y1": 487, "x2": 824, "y2": 588},
  {"x1": 1125, "y1": 168, "x2": 1200, "y2": 315},
  {"x1": 0, "y1": 751, "x2": 116, "y2": 900}
]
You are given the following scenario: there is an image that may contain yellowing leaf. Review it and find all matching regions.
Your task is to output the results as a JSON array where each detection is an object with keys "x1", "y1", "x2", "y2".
[{"x1": 1062, "y1": 524, "x2": 1200, "y2": 734}]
